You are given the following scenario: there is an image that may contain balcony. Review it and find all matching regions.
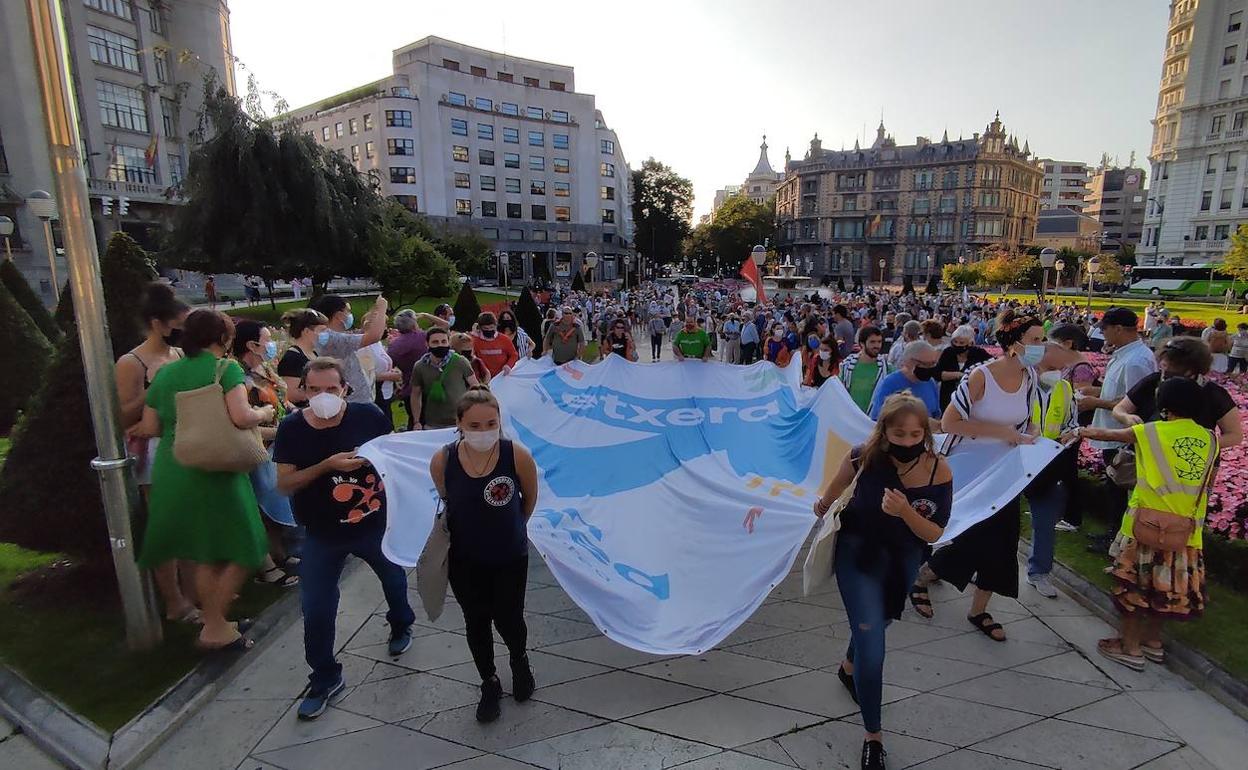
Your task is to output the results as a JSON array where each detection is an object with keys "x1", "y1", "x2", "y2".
[
  {"x1": 872, "y1": 179, "x2": 899, "y2": 191},
  {"x1": 1160, "y1": 73, "x2": 1186, "y2": 89},
  {"x1": 1169, "y1": 7, "x2": 1196, "y2": 29},
  {"x1": 1165, "y1": 40, "x2": 1190, "y2": 59},
  {"x1": 799, "y1": 206, "x2": 819, "y2": 217},
  {"x1": 87, "y1": 177, "x2": 183, "y2": 204},
  {"x1": 1229, "y1": 129, "x2": 1245, "y2": 139}
]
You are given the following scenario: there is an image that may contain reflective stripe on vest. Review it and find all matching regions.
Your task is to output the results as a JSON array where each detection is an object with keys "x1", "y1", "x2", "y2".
[
  {"x1": 1030, "y1": 379, "x2": 1072, "y2": 440},
  {"x1": 1132, "y1": 420, "x2": 1218, "y2": 504}
]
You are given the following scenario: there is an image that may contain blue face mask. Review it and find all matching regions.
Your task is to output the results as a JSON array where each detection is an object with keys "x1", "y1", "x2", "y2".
[
  {"x1": 316, "y1": 330, "x2": 330, "y2": 348},
  {"x1": 1021, "y1": 344, "x2": 1045, "y2": 367},
  {"x1": 263, "y1": 341, "x2": 278, "y2": 361},
  {"x1": 343, "y1": 312, "x2": 355, "y2": 331}
]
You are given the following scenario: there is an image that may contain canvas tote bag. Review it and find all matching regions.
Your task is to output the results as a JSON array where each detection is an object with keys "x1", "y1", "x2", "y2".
[
  {"x1": 802, "y1": 460, "x2": 865, "y2": 595},
  {"x1": 416, "y1": 503, "x2": 452, "y2": 620},
  {"x1": 172, "y1": 358, "x2": 268, "y2": 473}
]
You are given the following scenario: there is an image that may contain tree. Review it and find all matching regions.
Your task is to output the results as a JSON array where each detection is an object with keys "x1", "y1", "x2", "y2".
[
  {"x1": 0, "y1": 260, "x2": 59, "y2": 341},
  {"x1": 632, "y1": 158, "x2": 694, "y2": 267},
  {"x1": 0, "y1": 282, "x2": 53, "y2": 434},
  {"x1": 0, "y1": 232, "x2": 154, "y2": 562},
  {"x1": 571, "y1": 270, "x2": 586, "y2": 292},
  {"x1": 979, "y1": 247, "x2": 1035, "y2": 294},
  {"x1": 684, "y1": 196, "x2": 775, "y2": 276},
  {"x1": 515, "y1": 286, "x2": 544, "y2": 357},
  {"x1": 942, "y1": 262, "x2": 984, "y2": 290},
  {"x1": 451, "y1": 282, "x2": 482, "y2": 332},
  {"x1": 1223, "y1": 224, "x2": 1248, "y2": 285},
  {"x1": 1118, "y1": 244, "x2": 1137, "y2": 267},
  {"x1": 437, "y1": 228, "x2": 492, "y2": 278},
  {"x1": 370, "y1": 234, "x2": 457, "y2": 306}
]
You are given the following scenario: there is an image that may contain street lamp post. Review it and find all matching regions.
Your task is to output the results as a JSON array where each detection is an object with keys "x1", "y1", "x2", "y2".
[
  {"x1": 1039, "y1": 247, "x2": 1057, "y2": 309},
  {"x1": 1054, "y1": 258, "x2": 1066, "y2": 298},
  {"x1": 1085, "y1": 256, "x2": 1102, "y2": 312},
  {"x1": 26, "y1": 0, "x2": 161, "y2": 648},
  {"x1": 497, "y1": 251, "x2": 509, "y2": 292},
  {"x1": 623, "y1": 254, "x2": 632, "y2": 290},
  {"x1": 584, "y1": 251, "x2": 598, "y2": 284},
  {"x1": 0, "y1": 215, "x2": 14, "y2": 260},
  {"x1": 26, "y1": 189, "x2": 59, "y2": 300},
  {"x1": 878, "y1": 258, "x2": 887, "y2": 287}
]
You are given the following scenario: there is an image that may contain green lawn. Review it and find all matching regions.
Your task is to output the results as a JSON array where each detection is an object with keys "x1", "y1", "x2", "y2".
[
  {"x1": 994, "y1": 291, "x2": 1248, "y2": 327},
  {"x1": 224, "y1": 292, "x2": 510, "y2": 326}
]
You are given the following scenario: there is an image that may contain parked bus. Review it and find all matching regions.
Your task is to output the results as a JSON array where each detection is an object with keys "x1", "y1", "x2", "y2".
[{"x1": 1126, "y1": 264, "x2": 1248, "y2": 299}]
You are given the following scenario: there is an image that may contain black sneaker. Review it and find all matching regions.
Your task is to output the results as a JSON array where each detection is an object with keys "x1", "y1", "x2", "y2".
[
  {"x1": 837, "y1": 664, "x2": 859, "y2": 705},
  {"x1": 476, "y1": 675, "x2": 502, "y2": 723},
  {"x1": 511, "y1": 654, "x2": 536, "y2": 703},
  {"x1": 861, "y1": 739, "x2": 887, "y2": 770}
]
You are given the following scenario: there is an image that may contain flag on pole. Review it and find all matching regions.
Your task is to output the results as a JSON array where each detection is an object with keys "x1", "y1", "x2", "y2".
[
  {"x1": 866, "y1": 214, "x2": 883, "y2": 236},
  {"x1": 740, "y1": 257, "x2": 766, "y2": 302},
  {"x1": 144, "y1": 135, "x2": 158, "y2": 168}
]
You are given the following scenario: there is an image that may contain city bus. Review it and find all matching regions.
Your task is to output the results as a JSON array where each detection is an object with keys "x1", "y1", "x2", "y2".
[{"x1": 1126, "y1": 264, "x2": 1248, "y2": 299}]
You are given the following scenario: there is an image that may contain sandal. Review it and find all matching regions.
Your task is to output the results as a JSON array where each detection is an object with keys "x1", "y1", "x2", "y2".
[
  {"x1": 1141, "y1": 643, "x2": 1165, "y2": 664},
  {"x1": 167, "y1": 606, "x2": 203, "y2": 625},
  {"x1": 197, "y1": 634, "x2": 254, "y2": 653},
  {"x1": 909, "y1": 585, "x2": 934, "y2": 619},
  {"x1": 967, "y1": 612, "x2": 1007, "y2": 642},
  {"x1": 232, "y1": 618, "x2": 256, "y2": 635},
  {"x1": 254, "y1": 566, "x2": 300, "y2": 588},
  {"x1": 1097, "y1": 638, "x2": 1145, "y2": 671}
]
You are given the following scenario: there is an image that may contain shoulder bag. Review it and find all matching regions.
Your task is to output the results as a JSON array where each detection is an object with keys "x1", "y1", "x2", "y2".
[
  {"x1": 172, "y1": 358, "x2": 268, "y2": 472},
  {"x1": 802, "y1": 457, "x2": 865, "y2": 596},
  {"x1": 416, "y1": 502, "x2": 452, "y2": 620},
  {"x1": 1132, "y1": 430, "x2": 1218, "y2": 552}
]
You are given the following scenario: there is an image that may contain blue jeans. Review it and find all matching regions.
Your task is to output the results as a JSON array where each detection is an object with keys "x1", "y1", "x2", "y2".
[
  {"x1": 1027, "y1": 479, "x2": 1068, "y2": 578},
  {"x1": 300, "y1": 525, "x2": 415, "y2": 693},
  {"x1": 835, "y1": 531, "x2": 923, "y2": 734}
]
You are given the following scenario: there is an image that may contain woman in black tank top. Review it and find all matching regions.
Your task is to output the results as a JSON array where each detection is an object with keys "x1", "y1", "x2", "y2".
[{"x1": 430, "y1": 386, "x2": 539, "y2": 725}]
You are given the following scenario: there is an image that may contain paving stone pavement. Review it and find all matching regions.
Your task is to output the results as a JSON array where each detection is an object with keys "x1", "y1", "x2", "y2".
[{"x1": 129, "y1": 547, "x2": 1248, "y2": 770}]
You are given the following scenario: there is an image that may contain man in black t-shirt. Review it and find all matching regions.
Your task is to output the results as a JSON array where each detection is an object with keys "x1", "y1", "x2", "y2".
[{"x1": 274, "y1": 358, "x2": 414, "y2": 721}]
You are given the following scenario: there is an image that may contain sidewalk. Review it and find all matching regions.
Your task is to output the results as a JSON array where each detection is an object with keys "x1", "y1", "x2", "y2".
[{"x1": 141, "y1": 546, "x2": 1248, "y2": 770}]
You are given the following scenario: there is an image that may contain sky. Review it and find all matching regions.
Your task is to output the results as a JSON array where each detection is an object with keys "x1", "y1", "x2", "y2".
[{"x1": 229, "y1": 0, "x2": 1170, "y2": 218}]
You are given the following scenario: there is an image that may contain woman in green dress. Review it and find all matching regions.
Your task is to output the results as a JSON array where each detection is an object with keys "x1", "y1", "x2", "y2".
[{"x1": 134, "y1": 310, "x2": 273, "y2": 651}]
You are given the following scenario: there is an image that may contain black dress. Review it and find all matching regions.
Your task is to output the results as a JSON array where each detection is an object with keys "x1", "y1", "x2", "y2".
[{"x1": 937, "y1": 345, "x2": 991, "y2": 411}]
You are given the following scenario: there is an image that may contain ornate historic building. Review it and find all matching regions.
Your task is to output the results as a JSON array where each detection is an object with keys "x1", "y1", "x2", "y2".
[{"x1": 775, "y1": 114, "x2": 1043, "y2": 283}]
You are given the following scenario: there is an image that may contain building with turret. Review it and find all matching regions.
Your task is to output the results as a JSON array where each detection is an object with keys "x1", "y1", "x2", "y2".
[
  {"x1": 775, "y1": 114, "x2": 1043, "y2": 284},
  {"x1": 709, "y1": 135, "x2": 783, "y2": 221}
]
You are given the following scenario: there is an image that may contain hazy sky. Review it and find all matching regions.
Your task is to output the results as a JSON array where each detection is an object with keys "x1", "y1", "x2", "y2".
[{"x1": 229, "y1": 0, "x2": 1170, "y2": 217}]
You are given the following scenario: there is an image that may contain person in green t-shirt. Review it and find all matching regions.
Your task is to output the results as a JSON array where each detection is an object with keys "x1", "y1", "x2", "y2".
[
  {"x1": 839, "y1": 326, "x2": 889, "y2": 413},
  {"x1": 673, "y1": 316, "x2": 712, "y2": 361}
]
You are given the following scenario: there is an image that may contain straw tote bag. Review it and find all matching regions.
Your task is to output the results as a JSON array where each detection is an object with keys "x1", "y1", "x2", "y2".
[
  {"x1": 172, "y1": 358, "x2": 268, "y2": 472},
  {"x1": 802, "y1": 460, "x2": 865, "y2": 596}
]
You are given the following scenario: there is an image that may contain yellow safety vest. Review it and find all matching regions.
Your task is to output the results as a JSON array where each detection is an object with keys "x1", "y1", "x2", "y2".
[
  {"x1": 1030, "y1": 378, "x2": 1073, "y2": 440},
  {"x1": 1121, "y1": 419, "x2": 1219, "y2": 549}
]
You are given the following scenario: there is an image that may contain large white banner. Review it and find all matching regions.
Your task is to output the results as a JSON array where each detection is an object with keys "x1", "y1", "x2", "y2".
[{"x1": 360, "y1": 356, "x2": 1061, "y2": 655}]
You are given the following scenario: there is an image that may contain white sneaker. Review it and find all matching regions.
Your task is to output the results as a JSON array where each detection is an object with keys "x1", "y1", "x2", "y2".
[
  {"x1": 1027, "y1": 574, "x2": 1058, "y2": 598},
  {"x1": 1054, "y1": 520, "x2": 1079, "y2": 533}
]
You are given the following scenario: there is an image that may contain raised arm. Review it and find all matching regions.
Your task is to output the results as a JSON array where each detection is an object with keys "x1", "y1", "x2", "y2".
[{"x1": 359, "y1": 296, "x2": 389, "y2": 347}]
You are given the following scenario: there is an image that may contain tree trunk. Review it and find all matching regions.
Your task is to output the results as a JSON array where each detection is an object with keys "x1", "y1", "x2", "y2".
[{"x1": 265, "y1": 277, "x2": 277, "y2": 310}]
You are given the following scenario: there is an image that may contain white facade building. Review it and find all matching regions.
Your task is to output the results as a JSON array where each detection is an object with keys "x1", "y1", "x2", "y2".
[
  {"x1": 0, "y1": 0, "x2": 234, "y2": 300},
  {"x1": 1145, "y1": 0, "x2": 1248, "y2": 264},
  {"x1": 286, "y1": 37, "x2": 634, "y2": 284},
  {"x1": 1038, "y1": 158, "x2": 1091, "y2": 212}
]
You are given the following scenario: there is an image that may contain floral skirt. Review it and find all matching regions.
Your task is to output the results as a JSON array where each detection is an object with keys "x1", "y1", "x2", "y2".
[{"x1": 1109, "y1": 534, "x2": 1206, "y2": 620}]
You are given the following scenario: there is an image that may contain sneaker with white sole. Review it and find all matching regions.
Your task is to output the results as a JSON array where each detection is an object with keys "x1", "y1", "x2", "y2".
[
  {"x1": 1027, "y1": 574, "x2": 1058, "y2": 598},
  {"x1": 297, "y1": 675, "x2": 345, "y2": 720},
  {"x1": 1054, "y1": 520, "x2": 1079, "y2": 533}
]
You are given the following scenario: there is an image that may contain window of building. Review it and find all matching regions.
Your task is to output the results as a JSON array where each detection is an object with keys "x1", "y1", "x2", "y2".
[
  {"x1": 497, "y1": 73, "x2": 513, "y2": 84},
  {"x1": 603, "y1": 233, "x2": 615, "y2": 244},
  {"x1": 455, "y1": 172, "x2": 471, "y2": 188},
  {"x1": 1221, "y1": 79, "x2": 1233, "y2": 99},
  {"x1": 471, "y1": 65, "x2": 487, "y2": 77},
  {"x1": 1196, "y1": 225, "x2": 1210, "y2": 240},
  {"x1": 553, "y1": 133, "x2": 569, "y2": 150},
  {"x1": 454, "y1": 198, "x2": 471, "y2": 215},
  {"x1": 161, "y1": 97, "x2": 178, "y2": 137},
  {"x1": 84, "y1": 0, "x2": 132, "y2": 20},
  {"x1": 554, "y1": 158, "x2": 570, "y2": 173},
  {"x1": 501, "y1": 102, "x2": 519, "y2": 116},
  {"x1": 1208, "y1": 154, "x2": 1219, "y2": 174},
  {"x1": 551, "y1": 110, "x2": 569, "y2": 123},
  {"x1": 533, "y1": 230, "x2": 548, "y2": 241},
  {"x1": 481, "y1": 201, "x2": 497, "y2": 217},
  {"x1": 363, "y1": 113, "x2": 374, "y2": 131},
  {"x1": 532, "y1": 205, "x2": 547, "y2": 220},
  {"x1": 347, "y1": 118, "x2": 358, "y2": 135},
  {"x1": 503, "y1": 127, "x2": 519, "y2": 144},
  {"x1": 509, "y1": 229, "x2": 524, "y2": 239},
  {"x1": 1225, "y1": 45, "x2": 1238, "y2": 65},
  {"x1": 913, "y1": 197, "x2": 930, "y2": 214},
  {"x1": 351, "y1": 145, "x2": 360, "y2": 164},
  {"x1": 471, "y1": 124, "x2": 491, "y2": 142},
  {"x1": 528, "y1": 130, "x2": 544, "y2": 146},
  {"x1": 105, "y1": 145, "x2": 153, "y2": 184},
  {"x1": 1232, "y1": 11, "x2": 1244, "y2": 32},
  {"x1": 96, "y1": 81, "x2": 148, "y2": 132},
  {"x1": 365, "y1": 141, "x2": 375, "y2": 159},
  {"x1": 527, "y1": 106, "x2": 544, "y2": 119},
  {"x1": 529, "y1": 156, "x2": 545, "y2": 171},
  {"x1": 452, "y1": 145, "x2": 469, "y2": 162},
  {"x1": 87, "y1": 26, "x2": 140, "y2": 72},
  {"x1": 479, "y1": 149, "x2": 495, "y2": 165},
  {"x1": 1216, "y1": 224, "x2": 1231, "y2": 240},
  {"x1": 974, "y1": 219, "x2": 1003, "y2": 237},
  {"x1": 507, "y1": 203, "x2": 522, "y2": 218},
  {"x1": 390, "y1": 166, "x2": 416, "y2": 184},
  {"x1": 550, "y1": 81, "x2": 566, "y2": 92},
  {"x1": 601, "y1": 139, "x2": 615, "y2": 155},
  {"x1": 601, "y1": 162, "x2": 615, "y2": 178},
  {"x1": 504, "y1": 152, "x2": 520, "y2": 168},
  {"x1": 447, "y1": 91, "x2": 467, "y2": 106},
  {"x1": 1213, "y1": 115, "x2": 1226, "y2": 134},
  {"x1": 1229, "y1": 153, "x2": 1239, "y2": 172},
  {"x1": 483, "y1": 227, "x2": 500, "y2": 238},
  {"x1": 520, "y1": 77, "x2": 538, "y2": 89},
  {"x1": 451, "y1": 118, "x2": 468, "y2": 136},
  {"x1": 552, "y1": 231, "x2": 570, "y2": 243},
  {"x1": 601, "y1": 208, "x2": 615, "y2": 224},
  {"x1": 388, "y1": 138, "x2": 414, "y2": 155},
  {"x1": 481, "y1": 175, "x2": 496, "y2": 191},
  {"x1": 385, "y1": 110, "x2": 412, "y2": 127},
  {"x1": 1222, "y1": 188, "x2": 1234, "y2": 209},
  {"x1": 474, "y1": 97, "x2": 493, "y2": 111},
  {"x1": 843, "y1": 195, "x2": 857, "y2": 211},
  {"x1": 392, "y1": 86, "x2": 412, "y2": 97},
  {"x1": 505, "y1": 178, "x2": 521, "y2": 193},
  {"x1": 601, "y1": 186, "x2": 615, "y2": 201},
  {"x1": 554, "y1": 181, "x2": 570, "y2": 197},
  {"x1": 531, "y1": 180, "x2": 546, "y2": 195},
  {"x1": 444, "y1": 59, "x2": 460, "y2": 71},
  {"x1": 167, "y1": 153, "x2": 182, "y2": 186},
  {"x1": 1201, "y1": 190, "x2": 1213, "y2": 210},
  {"x1": 554, "y1": 207, "x2": 570, "y2": 222}
]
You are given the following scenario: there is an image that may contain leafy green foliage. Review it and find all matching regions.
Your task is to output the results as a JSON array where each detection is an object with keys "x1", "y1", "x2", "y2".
[
  {"x1": 1223, "y1": 224, "x2": 1248, "y2": 284},
  {"x1": 0, "y1": 282, "x2": 52, "y2": 434},
  {"x1": 0, "y1": 260, "x2": 59, "y2": 341},
  {"x1": 515, "y1": 286, "x2": 544, "y2": 357},
  {"x1": 685, "y1": 196, "x2": 775, "y2": 277},
  {"x1": 632, "y1": 158, "x2": 694, "y2": 266},
  {"x1": 437, "y1": 228, "x2": 492, "y2": 277},
  {"x1": 451, "y1": 283, "x2": 482, "y2": 332},
  {"x1": 942, "y1": 262, "x2": 983, "y2": 289}
]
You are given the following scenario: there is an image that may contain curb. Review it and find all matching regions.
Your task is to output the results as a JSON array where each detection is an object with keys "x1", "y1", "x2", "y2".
[
  {"x1": 1018, "y1": 541, "x2": 1248, "y2": 721},
  {"x1": 0, "y1": 585, "x2": 302, "y2": 770}
]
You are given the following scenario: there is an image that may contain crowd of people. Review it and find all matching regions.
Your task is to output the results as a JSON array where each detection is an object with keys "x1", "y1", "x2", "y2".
[{"x1": 115, "y1": 276, "x2": 1244, "y2": 770}]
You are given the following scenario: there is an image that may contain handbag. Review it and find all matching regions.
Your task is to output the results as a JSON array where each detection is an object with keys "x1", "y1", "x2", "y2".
[
  {"x1": 802, "y1": 459, "x2": 865, "y2": 596},
  {"x1": 1132, "y1": 430, "x2": 1218, "y2": 552},
  {"x1": 416, "y1": 504, "x2": 452, "y2": 620},
  {"x1": 1106, "y1": 447, "x2": 1137, "y2": 488},
  {"x1": 172, "y1": 358, "x2": 268, "y2": 473}
]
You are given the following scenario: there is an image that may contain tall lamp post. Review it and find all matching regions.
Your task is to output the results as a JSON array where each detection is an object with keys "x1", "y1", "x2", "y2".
[
  {"x1": 1085, "y1": 255, "x2": 1102, "y2": 312},
  {"x1": 584, "y1": 251, "x2": 598, "y2": 284},
  {"x1": 1054, "y1": 258, "x2": 1066, "y2": 299},
  {"x1": 878, "y1": 257, "x2": 887, "y2": 287},
  {"x1": 497, "y1": 251, "x2": 509, "y2": 291},
  {"x1": 751, "y1": 244, "x2": 767, "y2": 303},
  {"x1": 1039, "y1": 247, "x2": 1057, "y2": 309},
  {"x1": 26, "y1": 0, "x2": 161, "y2": 648},
  {"x1": 26, "y1": 189, "x2": 59, "y2": 299},
  {"x1": 0, "y1": 215, "x2": 14, "y2": 260}
]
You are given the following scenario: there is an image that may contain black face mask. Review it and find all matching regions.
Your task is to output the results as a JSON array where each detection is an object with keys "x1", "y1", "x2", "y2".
[
  {"x1": 913, "y1": 365, "x2": 938, "y2": 381},
  {"x1": 162, "y1": 328, "x2": 183, "y2": 347},
  {"x1": 887, "y1": 441, "x2": 926, "y2": 463},
  {"x1": 430, "y1": 345, "x2": 450, "y2": 358},
  {"x1": 481, "y1": 329, "x2": 497, "y2": 339}
]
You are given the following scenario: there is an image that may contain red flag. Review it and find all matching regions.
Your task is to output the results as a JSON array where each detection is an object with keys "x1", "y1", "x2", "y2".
[
  {"x1": 740, "y1": 257, "x2": 766, "y2": 302},
  {"x1": 866, "y1": 214, "x2": 883, "y2": 236}
]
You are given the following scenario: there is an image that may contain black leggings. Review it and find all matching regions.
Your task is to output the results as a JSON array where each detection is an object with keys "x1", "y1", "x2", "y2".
[
  {"x1": 651, "y1": 333, "x2": 664, "y2": 358},
  {"x1": 448, "y1": 553, "x2": 528, "y2": 680}
]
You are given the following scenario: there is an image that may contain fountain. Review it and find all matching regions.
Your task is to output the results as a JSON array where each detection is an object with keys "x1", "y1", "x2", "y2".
[{"x1": 763, "y1": 254, "x2": 827, "y2": 301}]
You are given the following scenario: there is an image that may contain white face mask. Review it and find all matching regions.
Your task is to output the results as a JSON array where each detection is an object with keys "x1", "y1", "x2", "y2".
[
  {"x1": 818, "y1": 350, "x2": 832, "y2": 361},
  {"x1": 462, "y1": 428, "x2": 501, "y2": 452},
  {"x1": 308, "y1": 392, "x2": 344, "y2": 419},
  {"x1": 1039, "y1": 370, "x2": 1062, "y2": 389}
]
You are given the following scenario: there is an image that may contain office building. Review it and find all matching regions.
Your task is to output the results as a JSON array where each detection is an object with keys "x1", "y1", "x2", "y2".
[
  {"x1": 1038, "y1": 159, "x2": 1091, "y2": 211},
  {"x1": 775, "y1": 114, "x2": 1043, "y2": 283},
  {"x1": 1144, "y1": 0, "x2": 1248, "y2": 264},
  {"x1": 285, "y1": 36, "x2": 634, "y2": 284},
  {"x1": 0, "y1": 0, "x2": 234, "y2": 300},
  {"x1": 1034, "y1": 208, "x2": 1105, "y2": 253},
  {"x1": 1085, "y1": 161, "x2": 1148, "y2": 251}
]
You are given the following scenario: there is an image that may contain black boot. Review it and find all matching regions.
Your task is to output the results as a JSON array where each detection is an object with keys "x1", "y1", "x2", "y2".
[
  {"x1": 861, "y1": 739, "x2": 887, "y2": 770},
  {"x1": 511, "y1": 654, "x2": 536, "y2": 703},
  {"x1": 476, "y1": 675, "x2": 502, "y2": 723}
]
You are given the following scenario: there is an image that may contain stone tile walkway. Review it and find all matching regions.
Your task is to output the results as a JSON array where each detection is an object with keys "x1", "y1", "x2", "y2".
[{"x1": 136, "y1": 548, "x2": 1248, "y2": 770}]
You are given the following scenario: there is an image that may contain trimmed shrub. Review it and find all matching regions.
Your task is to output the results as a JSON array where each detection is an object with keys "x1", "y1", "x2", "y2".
[
  {"x1": 571, "y1": 270, "x2": 586, "y2": 292},
  {"x1": 0, "y1": 260, "x2": 59, "y2": 341},
  {"x1": 451, "y1": 282, "x2": 481, "y2": 333},
  {"x1": 515, "y1": 286, "x2": 544, "y2": 357},
  {"x1": 0, "y1": 281, "x2": 53, "y2": 434}
]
